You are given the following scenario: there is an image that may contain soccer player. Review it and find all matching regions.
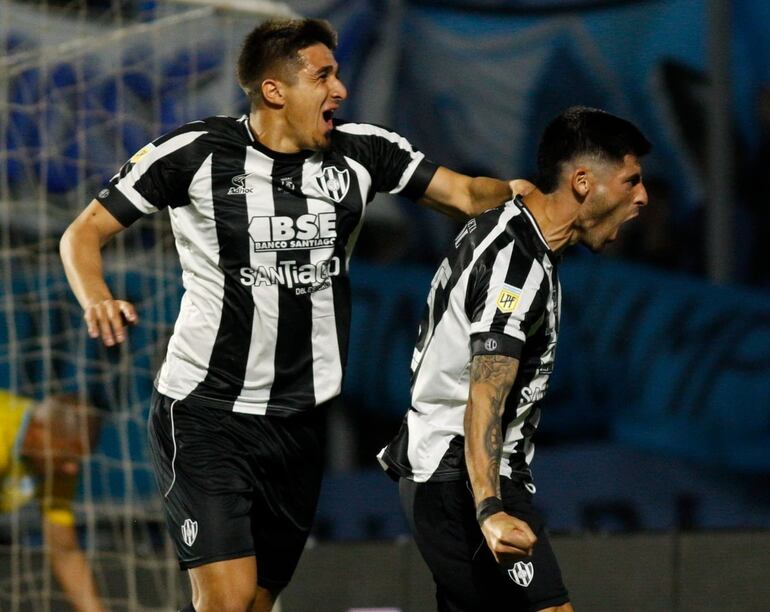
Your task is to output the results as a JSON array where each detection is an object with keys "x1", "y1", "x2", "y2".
[
  {"x1": 378, "y1": 107, "x2": 651, "y2": 612},
  {"x1": 0, "y1": 391, "x2": 103, "y2": 612},
  {"x1": 59, "y1": 18, "x2": 532, "y2": 612}
]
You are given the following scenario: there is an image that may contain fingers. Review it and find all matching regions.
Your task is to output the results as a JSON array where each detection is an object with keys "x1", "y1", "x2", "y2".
[
  {"x1": 83, "y1": 299, "x2": 138, "y2": 346},
  {"x1": 509, "y1": 178, "x2": 535, "y2": 197},
  {"x1": 483, "y1": 513, "x2": 538, "y2": 561},
  {"x1": 500, "y1": 526, "x2": 537, "y2": 557}
]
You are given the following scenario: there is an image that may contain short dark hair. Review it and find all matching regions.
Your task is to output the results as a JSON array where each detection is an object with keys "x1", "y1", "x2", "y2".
[
  {"x1": 535, "y1": 106, "x2": 651, "y2": 193},
  {"x1": 237, "y1": 18, "x2": 337, "y2": 102}
]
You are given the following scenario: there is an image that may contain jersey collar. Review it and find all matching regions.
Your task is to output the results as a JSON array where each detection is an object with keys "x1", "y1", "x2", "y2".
[
  {"x1": 513, "y1": 195, "x2": 553, "y2": 254},
  {"x1": 239, "y1": 115, "x2": 314, "y2": 162}
]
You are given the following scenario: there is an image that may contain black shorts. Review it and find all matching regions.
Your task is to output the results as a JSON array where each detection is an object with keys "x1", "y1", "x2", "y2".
[
  {"x1": 400, "y1": 477, "x2": 569, "y2": 612},
  {"x1": 148, "y1": 390, "x2": 326, "y2": 590}
]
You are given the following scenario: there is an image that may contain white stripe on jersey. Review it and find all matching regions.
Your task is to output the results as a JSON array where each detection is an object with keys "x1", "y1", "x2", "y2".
[
  {"x1": 156, "y1": 153, "x2": 222, "y2": 399},
  {"x1": 232, "y1": 148, "x2": 285, "y2": 414},
  {"x1": 473, "y1": 241, "x2": 517, "y2": 335},
  {"x1": 116, "y1": 131, "x2": 206, "y2": 214},
  {"x1": 306, "y1": 194, "x2": 344, "y2": 403}
]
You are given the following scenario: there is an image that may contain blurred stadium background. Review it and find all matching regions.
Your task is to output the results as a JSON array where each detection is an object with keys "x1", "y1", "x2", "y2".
[{"x1": 1, "y1": 0, "x2": 769, "y2": 610}]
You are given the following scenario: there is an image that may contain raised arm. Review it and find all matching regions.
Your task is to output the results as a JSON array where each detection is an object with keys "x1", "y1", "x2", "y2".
[
  {"x1": 419, "y1": 168, "x2": 535, "y2": 219},
  {"x1": 60, "y1": 199, "x2": 138, "y2": 346},
  {"x1": 465, "y1": 354, "x2": 536, "y2": 562}
]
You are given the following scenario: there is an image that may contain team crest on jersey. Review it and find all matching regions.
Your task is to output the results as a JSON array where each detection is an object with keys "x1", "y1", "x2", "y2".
[
  {"x1": 508, "y1": 561, "x2": 534, "y2": 587},
  {"x1": 181, "y1": 518, "x2": 198, "y2": 546},
  {"x1": 228, "y1": 173, "x2": 254, "y2": 195},
  {"x1": 316, "y1": 166, "x2": 350, "y2": 202},
  {"x1": 496, "y1": 284, "x2": 522, "y2": 313}
]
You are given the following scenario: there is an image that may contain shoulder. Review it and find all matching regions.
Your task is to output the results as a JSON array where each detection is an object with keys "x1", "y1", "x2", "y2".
[
  {"x1": 462, "y1": 203, "x2": 537, "y2": 262},
  {"x1": 331, "y1": 120, "x2": 415, "y2": 149},
  {"x1": 153, "y1": 115, "x2": 242, "y2": 148}
]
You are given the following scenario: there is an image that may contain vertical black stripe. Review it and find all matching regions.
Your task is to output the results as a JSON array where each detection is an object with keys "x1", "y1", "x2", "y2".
[
  {"x1": 489, "y1": 217, "x2": 542, "y2": 333},
  {"x1": 267, "y1": 161, "x2": 314, "y2": 412},
  {"x1": 188, "y1": 149, "x2": 254, "y2": 408},
  {"x1": 329, "y1": 164, "x2": 364, "y2": 372}
]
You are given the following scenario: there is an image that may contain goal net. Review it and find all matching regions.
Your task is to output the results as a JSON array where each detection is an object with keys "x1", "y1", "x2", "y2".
[{"x1": 0, "y1": 1, "x2": 295, "y2": 610}]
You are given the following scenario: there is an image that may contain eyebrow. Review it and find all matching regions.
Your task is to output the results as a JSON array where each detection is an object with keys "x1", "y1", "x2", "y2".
[{"x1": 313, "y1": 63, "x2": 340, "y2": 77}]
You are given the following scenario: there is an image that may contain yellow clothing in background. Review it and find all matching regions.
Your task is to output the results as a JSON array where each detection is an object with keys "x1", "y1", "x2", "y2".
[{"x1": 0, "y1": 390, "x2": 75, "y2": 526}]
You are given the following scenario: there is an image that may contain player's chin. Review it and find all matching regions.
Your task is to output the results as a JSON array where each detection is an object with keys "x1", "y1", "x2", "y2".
[{"x1": 313, "y1": 131, "x2": 333, "y2": 151}]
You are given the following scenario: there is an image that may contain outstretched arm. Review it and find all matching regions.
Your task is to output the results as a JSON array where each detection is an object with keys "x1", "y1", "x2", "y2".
[
  {"x1": 419, "y1": 168, "x2": 535, "y2": 219},
  {"x1": 465, "y1": 354, "x2": 536, "y2": 562},
  {"x1": 60, "y1": 199, "x2": 138, "y2": 346},
  {"x1": 44, "y1": 517, "x2": 105, "y2": 612}
]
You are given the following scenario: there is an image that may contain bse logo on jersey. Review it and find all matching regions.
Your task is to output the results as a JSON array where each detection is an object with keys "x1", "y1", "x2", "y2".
[
  {"x1": 248, "y1": 213, "x2": 337, "y2": 252},
  {"x1": 496, "y1": 284, "x2": 522, "y2": 313},
  {"x1": 316, "y1": 166, "x2": 350, "y2": 202}
]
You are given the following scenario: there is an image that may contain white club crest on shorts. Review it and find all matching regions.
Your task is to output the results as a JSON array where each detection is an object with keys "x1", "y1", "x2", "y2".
[
  {"x1": 316, "y1": 166, "x2": 350, "y2": 202},
  {"x1": 508, "y1": 561, "x2": 534, "y2": 587},
  {"x1": 181, "y1": 518, "x2": 198, "y2": 547}
]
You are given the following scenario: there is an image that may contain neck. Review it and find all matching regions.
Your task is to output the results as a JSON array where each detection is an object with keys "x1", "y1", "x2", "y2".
[
  {"x1": 520, "y1": 188, "x2": 580, "y2": 254},
  {"x1": 248, "y1": 109, "x2": 302, "y2": 154}
]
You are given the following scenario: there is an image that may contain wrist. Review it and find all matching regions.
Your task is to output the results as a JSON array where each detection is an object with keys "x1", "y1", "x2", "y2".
[{"x1": 476, "y1": 496, "x2": 504, "y2": 525}]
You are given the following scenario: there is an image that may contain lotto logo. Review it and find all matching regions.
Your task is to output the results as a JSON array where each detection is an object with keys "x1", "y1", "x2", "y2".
[{"x1": 248, "y1": 213, "x2": 337, "y2": 252}]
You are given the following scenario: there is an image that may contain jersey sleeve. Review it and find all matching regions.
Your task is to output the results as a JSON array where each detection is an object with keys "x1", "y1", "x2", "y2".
[
  {"x1": 95, "y1": 121, "x2": 210, "y2": 227},
  {"x1": 332, "y1": 122, "x2": 438, "y2": 200},
  {"x1": 467, "y1": 241, "x2": 547, "y2": 360}
]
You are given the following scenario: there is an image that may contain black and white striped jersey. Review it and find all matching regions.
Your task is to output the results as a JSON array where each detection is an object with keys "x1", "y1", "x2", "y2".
[
  {"x1": 378, "y1": 196, "x2": 560, "y2": 484},
  {"x1": 97, "y1": 115, "x2": 437, "y2": 416}
]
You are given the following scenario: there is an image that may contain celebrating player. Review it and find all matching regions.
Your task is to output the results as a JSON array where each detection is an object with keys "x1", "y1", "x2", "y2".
[
  {"x1": 0, "y1": 391, "x2": 103, "y2": 612},
  {"x1": 379, "y1": 106, "x2": 651, "y2": 612},
  {"x1": 60, "y1": 17, "x2": 532, "y2": 612}
]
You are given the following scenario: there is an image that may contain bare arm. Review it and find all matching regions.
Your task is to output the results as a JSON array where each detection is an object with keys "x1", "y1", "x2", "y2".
[
  {"x1": 418, "y1": 168, "x2": 535, "y2": 219},
  {"x1": 60, "y1": 199, "x2": 138, "y2": 346},
  {"x1": 465, "y1": 354, "x2": 536, "y2": 561},
  {"x1": 44, "y1": 519, "x2": 105, "y2": 612}
]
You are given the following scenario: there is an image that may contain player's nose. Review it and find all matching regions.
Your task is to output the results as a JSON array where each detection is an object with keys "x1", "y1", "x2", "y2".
[
  {"x1": 636, "y1": 183, "x2": 649, "y2": 207},
  {"x1": 332, "y1": 75, "x2": 347, "y2": 101}
]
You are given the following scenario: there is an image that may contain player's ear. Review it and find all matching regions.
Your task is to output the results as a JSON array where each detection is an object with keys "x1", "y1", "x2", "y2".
[
  {"x1": 571, "y1": 167, "x2": 590, "y2": 201},
  {"x1": 260, "y1": 78, "x2": 285, "y2": 107}
]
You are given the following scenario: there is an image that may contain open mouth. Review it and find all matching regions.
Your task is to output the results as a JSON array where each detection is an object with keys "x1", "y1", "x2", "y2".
[{"x1": 322, "y1": 109, "x2": 335, "y2": 129}]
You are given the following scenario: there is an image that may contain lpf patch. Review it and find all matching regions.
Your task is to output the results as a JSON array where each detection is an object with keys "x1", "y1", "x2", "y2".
[
  {"x1": 508, "y1": 560, "x2": 534, "y2": 587},
  {"x1": 316, "y1": 166, "x2": 350, "y2": 202},
  {"x1": 495, "y1": 284, "x2": 522, "y2": 313}
]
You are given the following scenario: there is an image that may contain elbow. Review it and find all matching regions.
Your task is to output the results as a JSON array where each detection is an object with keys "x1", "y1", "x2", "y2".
[{"x1": 59, "y1": 222, "x2": 81, "y2": 271}]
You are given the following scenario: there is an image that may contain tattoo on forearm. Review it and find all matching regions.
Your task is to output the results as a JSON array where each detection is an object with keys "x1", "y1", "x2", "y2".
[{"x1": 467, "y1": 355, "x2": 518, "y2": 500}]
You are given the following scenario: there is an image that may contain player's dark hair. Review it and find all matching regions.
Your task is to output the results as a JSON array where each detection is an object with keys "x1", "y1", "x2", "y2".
[
  {"x1": 535, "y1": 106, "x2": 651, "y2": 193},
  {"x1": 237, "y1": 18, "x2": 337, "y2": 103}
]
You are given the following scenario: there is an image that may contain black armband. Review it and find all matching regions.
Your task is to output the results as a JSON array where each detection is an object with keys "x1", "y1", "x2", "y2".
[{"x1": 476, "y1": 496, "x2": 504, "y2": 525}]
